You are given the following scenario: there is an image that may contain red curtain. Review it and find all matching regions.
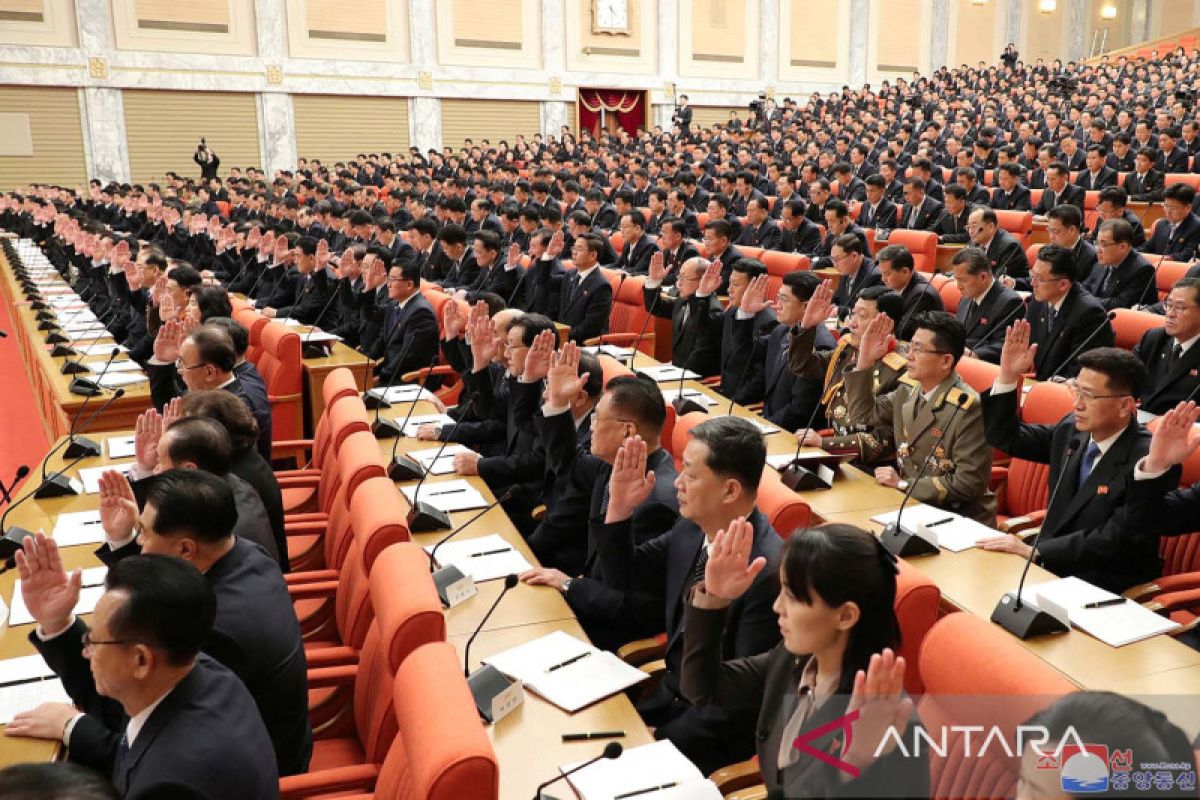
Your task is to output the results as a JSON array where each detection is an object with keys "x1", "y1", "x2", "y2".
[{"x1": 578, "y1": 89, "x2": 644, "y2": 138}]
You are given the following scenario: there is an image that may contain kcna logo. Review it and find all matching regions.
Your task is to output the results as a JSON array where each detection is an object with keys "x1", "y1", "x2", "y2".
[{"x1": 793, "y1": 711, "x2": 1091, "y2": 779}]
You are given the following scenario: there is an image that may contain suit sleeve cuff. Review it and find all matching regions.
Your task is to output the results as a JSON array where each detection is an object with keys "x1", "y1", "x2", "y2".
[
  {"x1": 644, "y1": 278, "x2": 662, "y2": 289},
  {"x1": 991, "y1": 380, "x2": 1019, "y2": 394},
  {"x1": 735, "y1": 308, "x2": 754, "y2": 320},
  {"x1": 36, "y1": 616, "x2": 77, "y2": 641},
  {"x1": 63, "y1": 712, "x2": 84, "y2": 745},
  {"x1": 1134, "y1": 457, "x2": 1172, "y2": 480},
  {"x1": 541, "y1": 403, "x2": 570, "y2": 417}
]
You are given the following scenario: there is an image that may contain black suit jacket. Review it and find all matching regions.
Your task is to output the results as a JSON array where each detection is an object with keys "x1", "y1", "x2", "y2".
[
  {"x1": 558, "y1": 267, "x2": 613, "y2": 344},
  {"x1": 984, "y1": 229, "x2": 1031, "y2": 288},
  {"x1": 231, "y1": 448, "x2": 286, "y2": 571},
  {"x1": 933, "y1": 204, "x2": 974, "y2": 243},
  {"x1": 645, "y1": 287, "x2": 724, "y2": 377},
  {"x1": 1026, "y1": 284, "x2": 1115, "y2": 380},
  {"x1": 719, "y1": 306, "x2": 777, "y2": 404},
  {"x1": 371, "y1": 292, "x2": 439, "y2": 384},
  {"x1": 613, "y1": 235, "x2": 660, "y2": 275},
  {"x1": 1082, "y1": 249, "x2": 1156, "y2": 310},
  {"x1": 1074, "y1": 167, "x2": 1118, "y2": 191},
  {"x1": 1123, "y1": 169, "x2": 1166, "y2": 202},
  {"x1": 1133, "y1": 328, "x2": 1200, "y2": 415},
  {"x1": 779, "y1": 219, "x2": 824, "y2": 255},
  {"x1": 736, "y1": 220, "x2": 784, "y2": 250},
  {"x1": 274, "y1": 268, "x2": 336, "y2": 324},
  {"x1": 735, "y1": 319, "x2": 835, "y2": 431},
  {"x1": 990, "y1": 184, "x2": 1032, "y2": 211},
  {"x1": 1033, "y1": 183, "x2": 1086, "y2": 215},
  {"x1": 856, "y1": 199, "x2": 899, "y2": 231},
  {"x1": 898, "y1": 197, "x2": 944, "y2": 231},
  {"x1": 1140, "y1": 213, "x2": 1200, "y2": 263},
  {"x1": 958, "y1": 279, "x2": 1026, "y2": 361},
  {"x1": 894, "y1": 273, "x2": 946, "y2": 341},
  {"x1": 660, "y1": 242, "x2": 701, "y2": 285},
  {"x1": 983, "y1": 391, "x2": 1178, "y2": 592},
  {"x1": 1156, "y1": 146, "x2": 1189, "y2": 174},
  {"x1": 33, "y1": 622, "x2": 279, "y2": 798},
  {"x1": 831, "y1": 259, "x2": 883, "y2": 317}
]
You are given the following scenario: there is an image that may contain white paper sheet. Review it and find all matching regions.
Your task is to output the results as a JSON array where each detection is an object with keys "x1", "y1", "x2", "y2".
[
  {"x1": 106, "y1": 435, "x2": 136, "y2": 459},
  {"x1": 0, "y1": 678, "x2": 71, "y2": 725},
  {"x1": 636, "y1": 365, "x2": 701, "y2": 382},
  {"x1": 1020, "y1": 577, "x2": 1181, "y2": 647},
  {"x1": 564, "y1": 740, "x2": 719, "y2": 800},
  {"x1": 101, "y1": 360, "x2": 143, "y2": 374},
  {"x1": 10, "y1": 567, "x2": 107, "y2": 626},
  {"x1": 405, "y1": 444, "x2": 474, "y2": 476},
  {"x1": 77, "y1": 462, "x2": 134, "y2": 494},
  {"x1": 397, "y1": 413, "x2": 456, "y2": 437},
  {"x1": 297, "y1": 330, "x2": 342, "y2": 344},
  {"x1": 365, "y1": 385, "x2": 438, "y2": 404},
  {"x1": 51, "y1": 510, "x2": 107, "y2": 547},
  {"x1": 400, "y1": 479, "x2": 488, "y2": 512},
  {"x1": 661, "y1": 388, "x2": 718, "y2": 408},
  {"x1": 73, "y1": 344, "x2": 127, "y2": 357},
  {"x1": 424, "y1": 533, "x2": 532, "y2": 582},
  {"x1": 96, "y1": 372, "x2": 148, "y2": 389}
]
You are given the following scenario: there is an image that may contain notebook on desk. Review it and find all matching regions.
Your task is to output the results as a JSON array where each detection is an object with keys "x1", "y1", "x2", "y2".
[
  {"x1": 563, "y1": 740, "x2": 720, "y2": 800},
  {"x1": 1019, "y1": 577, "x2": 1180, "y2": 647}
]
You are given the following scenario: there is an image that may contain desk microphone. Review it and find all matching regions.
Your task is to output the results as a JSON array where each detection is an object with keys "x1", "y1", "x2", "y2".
[
  {"x1": 879, "y1": 392, "x2": 968, "y2": 558},
  {"x1": 531, "y1": 742, "x2": 623, "y2": 800},
  {"x1": 68, "y1": 345, "x2": 120, "y2": 398},
  {"x1": 301, "y1": 273, "x2": 341, "y2": 359},
  {"x1": 48, "y1": 349, "x2": 120, "y2": 468},
  {"x1": 0, "y1": 465, "x2": 30, "y2": 507},
  {"x1": 627, "y1": 277, "x2": 660, "y2": 370},
  {"x1": 465, "y1": 573, "x2": 522, "y2": 723},
  {"x1": 244, "y1": 259, "x2": 277, "y2": 301},
  {"x1": 360, "y1": 294, "x2": 407, "y2": 409},
  {"x1": 0, "y1": 446, "x2": 98, "y2": 556},
  {"x1": 780, "y1": 377, "x2": 829, "y2": 491},
  {"x1": 56, "y1": 302, "x2": 120, "y2": 363},
  {"x1": 405, "y1": 396, "x2": 478, "y2": 532},
  {"x1": 1047, "y1": 310, "x2": 1117, "y2": 380},
  {"x1": 369, "y1": 335, "x2": 418, "y2": 436},
  {"x1": 427, "y1": 487, "x2": 514, "y2": 595},
  {"x1": 38, "y1": 389, "x2": 127, "y2": 494},
  {"x1": 387, "y1": 356, "x2": 444, "y2": 473},
  {"x1": 990, "y1": 442, "x2": 1078, "y2": 639},
  {"x1": 1132, "y1": 249, "x2": 1173, "y2": 311}
]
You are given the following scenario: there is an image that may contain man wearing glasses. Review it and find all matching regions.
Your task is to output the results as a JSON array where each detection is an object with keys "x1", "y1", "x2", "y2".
[
  {"x1": 828, "y1": 234, "x2": 882, "y2": 319},
  {"x1": 845, "y1": 309, "x2": 997, "y2": 524},
  {"x1": 979, "y1": 336, "x2": 1175, "y2": 594},
  {"x1": 1139, "y1": 182, "x2": 1200, "y2": 263},
  {"x1": 1132, "y1": 277, "x2": 1200, "y2": 415},
  {"x1": 1083, "y1": 219, "x2": 1156, "y2": 310}
]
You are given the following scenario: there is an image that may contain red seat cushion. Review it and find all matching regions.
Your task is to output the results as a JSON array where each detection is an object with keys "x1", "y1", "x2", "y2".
[
  {"x1": 282, "y1": 485, "x2": 318, "y2": 514},
  {"x1": 308, "y1": 736, "x2": 367, "y2": 773}
]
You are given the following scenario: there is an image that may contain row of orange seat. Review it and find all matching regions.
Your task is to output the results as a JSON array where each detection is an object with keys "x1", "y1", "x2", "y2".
[{"x1": 230, "y1": 297, "x2": 305, "y2": 439}]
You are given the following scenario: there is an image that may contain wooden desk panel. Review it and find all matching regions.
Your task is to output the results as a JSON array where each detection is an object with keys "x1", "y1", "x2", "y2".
[
  {"x1": 451, "y1": 619, "x2": 655, "y2": 800},
  {"x1": 301, "y1": 339, "x2": 373, "y2": 435}
]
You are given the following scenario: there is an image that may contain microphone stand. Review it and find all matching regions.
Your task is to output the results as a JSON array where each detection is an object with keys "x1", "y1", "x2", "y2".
[
  {"x1": 531, "y1": 743, "x2": 624, "y2": 800},
  {"x1": 990, "y1": 443, "x2": 1079, "y2": 639},
  {"x1": 879, "y1": 394, "x2": 968, "y2": 557},
  {"x1": 781, "y1": 376, "x2": 832, "y2": 491},
  {"x1": 369, "y1": 336, "x2": 418, "y2": 437},
  {"x1": 427, "y1": 488, "x2": 514, "y2": 603},
  {"x1": 68, "y1": 344, "x2": 120, "y2": 398},
  {"x1": 57, "y1": 348, "x2": 120, "y2": 460},
  {"x1": 465, "y1": 573, "x2": 522, "y2": 723},
  {"x1": 35, "y1": 389, "x2": 127, "y2": 498},
  {"x1": 405, "y1": 397, "x2": 478, "y2": 532},
  {"x1": 360, "y1": 291, "x2": 407, "y2": 410},
  {"x1": 300, "y1": 273, "x2": 341, "y2": 359},
  {"x1": 387, "y1": 356, "x2": 444, "y2": 470},
  {"x1": 1047, "y1": 311, "x2": 1117, "y2": 380},
  {"x1": 0, "y1": 466, "x2": 31, "y2": 507}
]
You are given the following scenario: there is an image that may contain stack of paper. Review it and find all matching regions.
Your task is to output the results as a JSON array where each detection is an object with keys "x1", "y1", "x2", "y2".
[
  {"x1": 11, "y1": 566, "x2": 108, "y2": 626},
  {"x1": 407, "y1": 443, "x2": 474, "y2": 476},
  {"x1": 483, "y1": 630, "x2": 649, "y2": 713},
  {"x1": 366, "y1": 385, "x2": 438, "y2": 405},
  {"x1": 583, "y1": 344, "x2": 636, "y2": 359},
  {"x1": 74, "y1": 344, "x2": 127, "y2": 357},
  {"x1": 1019, "y1": 577, "x2": 1181, "y2": 647},
  {"x1": 661, "y1": 388, "x2": 718, "y2": 409},
  {"x1": 107, "y1": 435, "x2": 136, "y2": 459},
  {"x1": 103, "y1": 360, "x2": 143, "y2": 373},
  {"x1": 78, "y1": 462, "x2": 134, "y2": 494},
  {"x1": 636, "y1": 365, "x2": 700, "y2": 383},
  {"x1": 97, "y1": 372, "x2": 148, "y2": 389},
  {"x1": 400, "y1": 479, "x2": 488, "y2": 513},
  {"x1": 563, "y1": 740, "x2": 720, "y2": 800},
  {"x1": 51, "y1": 510, "x2": 107, "y2": 547},
  {"x1": 0, "y1": 655, "x2": 70, "y2": 724},
  {"x1": 298, "y1": 330, "x2": 341, "y2": 344},
  {"x1": 424, "y1": 533, "x2": 532, "y2": 581},
  {"x1": 870, "y1": 507, "x2": 998, "y2": 553},
  {"x1": 735, "y1": 418, "x2": 779, "y2": 435},
  {"x1": 398, "y1": 413, "x2": 456, "y2": 437}
]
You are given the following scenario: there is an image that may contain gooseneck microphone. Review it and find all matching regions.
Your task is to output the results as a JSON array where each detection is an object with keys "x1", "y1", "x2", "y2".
[
  {"x1": 464, "y1": 573, "x2": 523, "y2": 724},
  {"x1": 405, "y1": 396, "x2": 478, "y2": 532},
  {"x1": 1047, "y1": 311, "x2": 1117, "y2": 380},
  {"x1": 531, "y1": 742, "x2": 623, "y2": 800}
]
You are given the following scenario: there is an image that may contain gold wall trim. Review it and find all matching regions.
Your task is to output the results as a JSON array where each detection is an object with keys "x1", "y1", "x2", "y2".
[
  {"x1": 136, "y1": 19, "x2": 229, "y2": 33},
  {"x1": 0, "y1": 10, "x2": 42, "y2": 21},
  {"x1": 791, "y1": 58, "x2": 837, "y2": 68},
  {"x1": 581, "y1": 46, "x2": 639, "y2": 56},
  {"x1": 109, "y1": 66, "x2": 260, "y2": 76},
  {"x1": 877, "y1": 63, "x2": 919, "y2": 71},
  {"x1": 454, "y1": 38, "x2": 522, "y2": 50},
  {"x1": 308, "y1": 29, "x2": 386, "y2": 42},
  {"x1": 694, "y1": 53, "x2": 743, "y2": 63},
  {"x1": 0, "y1": 62, "x2": 83, "y2": 70}
]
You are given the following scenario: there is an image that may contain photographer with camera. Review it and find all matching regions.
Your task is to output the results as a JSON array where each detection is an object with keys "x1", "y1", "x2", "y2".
[
  {"x1": 195, "y1": 137, "x2": 220, "y2": 181},
  {"x1": 671, "y1": 94, "x2": 693, "y2": 133}
]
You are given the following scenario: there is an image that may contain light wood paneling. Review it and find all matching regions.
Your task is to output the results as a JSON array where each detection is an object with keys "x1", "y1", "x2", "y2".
[
  {"x1": 123, "y1": 90, "x2": 259, "y2": 183},
  {"x1": 876, "y1": 0, "x2": 922, "y2": 71},
  {"x1": 690, "y1": 105, "x2": 740, "y2": 129},
  {"x1": 293, "y1": 94, "x2": 410, "y2": 165},
  {"x1": 1159, "y1": 0, "x2": 1196, "y2": 37},
  {"x1": 441, "y1": 99, "x2": 539, "y2": 150},
  {"x1": 1088, "y1": 0, "x2": 1130, "y2": 52},
  {"x1": 692, "y1": 0, "x2": 745, "y2": 61},
  {"x1": 1024, "y1": 0, "x2": 1065, "y2": 62},
  {"x1": 133, "y1": 0, "x2": 229, "y2": 31},
  {"x1": 305, "y1": 0, "x2": 387, "y2": 41},
  {"x1": 452, "y1": 0, "x2": 522, "y2": 46},
  {"x1": 951, "y1": 0, "x2": 998, "y2": 66},
  {"x1": 789, "y1": 0, "x2": 839, "y2": 67},
  {"x1": 0, "y1": 0, "x2": 43, "y2": 20},
  {"x1": 0, "y1": 86, "x2": 85, "y2": 191}
]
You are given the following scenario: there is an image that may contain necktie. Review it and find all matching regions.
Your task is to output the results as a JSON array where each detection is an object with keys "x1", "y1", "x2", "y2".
[
  {"x1": 1168, "y1": 343, "x2": 1184, "y2": 368},
  {"x1": 1100, "y1": 268, "x2": 1114, "y2": 295},
  {"x1": 1046, "y1": 305, "x2": 1058, "y2": 329},
  {"x1": 689, "y1": 545, "x2": 709, "y2": 588},
  {"x1": 1077, "y1": 441, "x2": 1101, "y2": 487},
  {"x1": 1168, "y1": 224, "x2": 1178, "y2": 243},
  {"x1": 114, "y1": 733, "x2": 131, "y2": 787}
]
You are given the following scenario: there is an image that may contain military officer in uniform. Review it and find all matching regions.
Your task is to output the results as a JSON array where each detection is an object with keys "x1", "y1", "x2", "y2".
[
  {"x1": 788, "y1": 283, "x2": 906, "y2": 464},
  {"x1": 844, "y1": 308, "x2": 997, "y2": 525}
]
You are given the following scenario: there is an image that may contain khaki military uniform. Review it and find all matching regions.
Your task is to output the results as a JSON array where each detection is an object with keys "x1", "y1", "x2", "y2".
[
  {"x1": 788, "y1": 326, "x2": 905, "y2": 464},
  {"x1": 844, "y1": 368, "x2": 997, "y2": 526}
]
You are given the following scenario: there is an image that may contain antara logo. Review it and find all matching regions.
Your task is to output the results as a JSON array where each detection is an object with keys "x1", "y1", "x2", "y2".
[{"x1": 873, "y1": 724, "x2": 1087, "y2": 761}]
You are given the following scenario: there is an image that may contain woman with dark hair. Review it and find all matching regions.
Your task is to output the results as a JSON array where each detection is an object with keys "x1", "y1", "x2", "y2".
[
  {"x1": 192, "y1": 284, "x2": 234, "y2": 320},
  {"x1": 682, "y1": 522, "x2": 927, "y2": 798},
  {"x1": 1018, "y1": 692, "x2": 1197, "y2": 799},
  {"x1": 179, "y1": 389, "x2": 286, "y2": 570}
]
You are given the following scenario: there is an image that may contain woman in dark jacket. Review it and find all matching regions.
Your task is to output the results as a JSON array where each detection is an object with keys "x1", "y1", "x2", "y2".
[{"x1": 681, "y1": 521, "x2": 928, "y2": 798}]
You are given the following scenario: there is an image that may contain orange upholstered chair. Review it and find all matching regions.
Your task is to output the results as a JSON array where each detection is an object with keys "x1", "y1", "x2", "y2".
[
  {"x1": 598, "y1": 353, "x2": 635, "y2": 386},
  {"x1": 274, "y1": 368, "x2": 360, "y2": 475},
  {"x1": 955, "y1": 356, "x2": 1001, "y2": 395},
  {"x1": 995, "y1": 381, "x2": 1075, "y2": 531},
  {"x1": 883, "y1": 229, "x2": 938, "y2": 273},
  {"x1": 931, "y1": 273, "x2": 960, "y2": 313},
  {"x1": 994, "y1": 210, "x2": 1034, "y2": 240},
  {"x1": 259, "y1": 321, "x2": 305, "y2": 440},
  {"x1": 917, "y1": 613, "x2": 1076, "y2": 800},
  {"x1": 279, "y1": 395, "x2": 370, "y2": 516},
  {"x1": 668, "y1": 411, "x2": 709, "y2": 469},
  {"x1": 1111, "y1": 308, "x2": 1164, "y2": 350},
  {"x1": 587, "y1": 270, "x2": 657, "y2": 355},
  {"x1": 1156, "y1": 260, "x2": 1193, "y2": 301},
  {"x1": 893, "y1": 560, "x2": 940, "y2": 695},
  {"x1": 760, "y1": 250, "x2": 809, "y2": 277},
  {"x1": 756, "y1": 468, "x2": 812, "y2": 538},
  {"x1": 234, "y1": 307, "x2": 269, "y2": 364}
]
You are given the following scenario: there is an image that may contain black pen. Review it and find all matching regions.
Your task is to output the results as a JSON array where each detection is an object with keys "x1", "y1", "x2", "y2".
[
  {"x1": 1082, "y1": 597, "x2": 1126, "y2": 609},
  {"x1": 926, "y1": 517, "x2": 955, "y2": 527},
  {"x1": 425, "y1": 487, "x2": 467, "y2": 497},
  {"x1": 561, "y1": 731, "x2": 625, "y2": 742},
  {"x1": 614, "y1": 782, "x2": 679, "y2": 799},
  {"x1": 469, "y1": 547, "x2": 511, "y2": 558},
  {"x1": 545, "y1": 651, "x2": 592, "y2": 672}
]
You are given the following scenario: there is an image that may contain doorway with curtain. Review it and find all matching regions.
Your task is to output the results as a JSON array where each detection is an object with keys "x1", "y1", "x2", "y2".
[{"x1": 577, "y1": 89, "x2": 646, "y2": 138}]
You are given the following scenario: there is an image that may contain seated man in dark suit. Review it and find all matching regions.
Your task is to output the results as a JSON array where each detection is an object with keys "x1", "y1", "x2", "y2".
[
  {"x1": 1123, "y1": 148, "x2": 1166, "y2": 202},
  {"x1": 829, "y1": 233, "x2": 882, "y2": 319},
  {"x1": 1140, "y1": 182, "x2": 1200, "y2": 263},
  {"x1": 611, "y1": 212, "x2": 659, "y2": 275},
  {"x1": 584, "y1": 188, "x2": 619, "y2": 230},
  {"x1": 523, "y1": 368, "x2": 680, "y2": 652},
  {"x1": 593, "y1": 417, "x2": 782, "y2": 774},
  {"x1": 16, "y1": 540, "x2": 280, "y2": 798},
  {"x1": 556, "y1": 232, "x2": 614, "y2": 344},
  {"x1": 1132, "y1": 278, "x2": 1200, "y2": 415},
  {"x1": 896, "y1": 177, "x2": 944, "y2": 231},
  {"x1": 733, "y1": 270, "x2": 836, "y2": 431},
  {"x1": 857, "y1": 174, "x2": 899, "y2": 231},
  {"x1": 1074, "y1": 146, "x2": 1119, "y2": 191},
  {"x1": 735, "y1": 197, "x2": 783, "y2": 250},
  {"x1": 701, "y1": 218, "x2": 744, "y2": 294},
  {"x1": 812, "y1": 200, "x2": 869, "y2": 269},
  {"x1": 955, "y1": 166, "x2": 992, "y2": 206},
  {"x1": 979, "y1": 341, "x2": 1179, "y2": 593},
  {"x1": 1155, "y1": 128, "x2": 1190, "y2": 174},
  {"x1": 990, "y1": 163, "x2": 1033, "y2": 211},
  {"x1": 933, "y1": 184, "x2": 974, "y2": 243},
  {"x1": 951, "y1": 247, "x2": 1025, "y2": 362},
  {"x1": 1033, "y1": 162, "x2": 1086, "y2": 216},
  {"x1": 460, "y1": 229, "x2": 521, "y2": 301},
  {"x1": 260, "y1": 236, "x2": 336, "y2": 325},
  {"x1": 1089, "y1": 187, "x2": 1147, "y2": 249},
  {"x1": 643, "y1": 254, "x2": 724, "y2": 378},
  {"x1": 718, "y1": 259, "x2": 777, "y2": 406},
  {"x1": 970, "y1": 206, "x2": 1032, "y2": 291},
  {"x1": 1020, "y1": 243, "x2": 1115, "y2": 381},
  {"x1": 1045, "y1": 204, "x2": 1100, "y2": 285},
  {"x1": 369, "y1": 259, "x2": 439, "y2": 385},
  {"x1": 1084, "y1": 219, "x2": 1157, "y2": 310},
  {"x1": 778, "y1": 198, "x2": 824, "y2": 255},
  {"x1": 877, "y1": 244, "x2": 944, "y2": 341},
  {"x1": 655, "y1": 217, "x2": 701, "y2": 285}
]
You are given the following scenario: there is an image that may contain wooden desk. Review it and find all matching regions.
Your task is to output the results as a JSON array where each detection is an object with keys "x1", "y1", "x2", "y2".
[
  {"x1": 1128, "y1": 201, "x2": 1164, "y2": 232},
  {"x1": 300, "y1": 339, "x2": 372, "y2": 435},
  {"x1": 452, "y1": 620, "x2": 656, "y2": 800},
  {"x1": 1029, "y1": 219, "x2": 1049, "y2": 246},
  {"x1": 0, "y1": 257, "x2": 151, "y2": 441},
  {"x1": 935, "y1": 244, "x2": 964, "y2": 271}
]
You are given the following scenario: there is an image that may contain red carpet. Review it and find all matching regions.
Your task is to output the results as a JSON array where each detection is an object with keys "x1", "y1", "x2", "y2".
[{"x1": 0, "y1": 297, "x2": 49, "y2": 497}]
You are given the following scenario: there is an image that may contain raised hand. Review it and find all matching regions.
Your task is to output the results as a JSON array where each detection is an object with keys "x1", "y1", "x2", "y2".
[
  {"x1": 13, "y1": 532, "x2": 81, "y2": 636},
  {"x1": 604, "y1": 435, "x2": 656, "y2": 523},
  {"x1": 507, "y1": 242, "x2": 522, "y2": 267},
  {"x1": 161, "y1": 396, "x2": 183, "y2": 430},
  {"x1": 522, "y1": 328, "x2": 556, "y2": 383},
  {"x1": 998, "y1": 319, "x2": 1037, "y2": 384},
  {"x1": 153, "y1": 320, "x2": 185, "y2": 365},
  {"x1": 150, "y1": 275, "x2": 168, "y2": 305},
  {"x1": 546, "y1": 340, "x2": 586, "y2": 409},
  {"x1": 133, "y1": 408, "x2": 162, "y2": 473},
  {"x1": 98, "y1": 469, "x2": 139, "y2": 542},
  {"x1": 739, "y1": 274, "x2": 771, "y2": 315},
  {"x1": 854, "y1": 312, "x2": 894, "y2": 370},
  {"x1": 648, "y1": 250, "x2": 666, "y2": 283},
  {"x1": 801, "y1": 279, "x2": 836, "y2": 329},
  {"x1": 841, "y1": 649, "x2": 914, "y2": 771},
  {"x1": 697, "y1": 258, "x2": 723, "y2": 297},
  {"x1": 274, "y1": 236, "x2": 289, "y2": 263},
  {"x1": 547, "y1": 229, "x2": 566, "y2": 259},
  {"x1": 468, "y1": 312, "x2": 498, "y2": 372},
  {"x1": 315, "y1": 238, "x2": 331, "y2": 269},
  {"x1": 443, "y1": 298, "x2": 465, "y2": 340},
  {"x1": 1145, "y1": 400, "x2": 1200, "y2": 473},
  {"x1": 703, "y1": 517, "x2": 768, "y2": 601}
]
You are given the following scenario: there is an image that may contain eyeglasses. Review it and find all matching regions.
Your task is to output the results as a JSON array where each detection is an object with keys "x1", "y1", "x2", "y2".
[
  {"x1": 1029, "y1": 274, "x2": 1067, "y2": 285},
  {"x1": 907, "y1": 343, "x2": 950, "y2": 357},
  {"x1": 82, "y1": 631, "x2": 136, "y2": 650},
  {"x1": 175, "y1": 359, "x2": 206, "y2": 371},
  {"x1": 1163, "y1": 301, "x2": 1199, "y2": 314},
  {"x1": 1066, "y1": 379, "x2": 1129, "y2": 403}
]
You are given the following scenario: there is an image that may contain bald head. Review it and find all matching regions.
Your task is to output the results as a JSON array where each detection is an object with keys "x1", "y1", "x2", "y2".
[{"x1": 678, "y1": 257, "x2": 710, "y2": 298}]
